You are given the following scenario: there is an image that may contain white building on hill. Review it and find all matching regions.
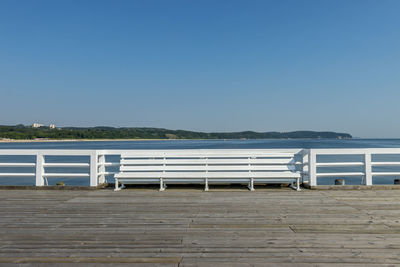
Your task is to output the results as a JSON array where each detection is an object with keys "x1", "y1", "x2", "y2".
[{"x1": 32, "y1": 123, "x2": 44, "y2": 128}]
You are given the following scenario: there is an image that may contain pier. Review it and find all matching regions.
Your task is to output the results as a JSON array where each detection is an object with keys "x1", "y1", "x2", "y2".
[
  {"x1": 1, "y1": 188, "x2": 400, "y2": 265},
  {"x1": 1, "y1": 148, "x2": 400, "y2": 265}
]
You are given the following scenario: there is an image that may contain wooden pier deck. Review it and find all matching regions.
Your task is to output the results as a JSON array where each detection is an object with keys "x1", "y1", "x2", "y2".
[{"x1": 1, "y1": 187, "x2": 400, "y2": 266}]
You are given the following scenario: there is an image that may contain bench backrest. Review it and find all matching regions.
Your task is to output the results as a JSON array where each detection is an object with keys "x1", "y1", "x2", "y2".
[{"x1": 119, "y1": 149, "x2": 302, "y2": 174}]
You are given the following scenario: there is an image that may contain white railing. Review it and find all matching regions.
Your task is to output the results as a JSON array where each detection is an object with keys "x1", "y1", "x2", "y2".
[
  {"x1": 308, "y1": 148, "x2": 400, "y2": 186},
  {"x1": 1, "y1": 148, "x2": 400, "y2": 187},
  {"x1": 0, "y1": 150, "x2": 101, "y2": 186}
]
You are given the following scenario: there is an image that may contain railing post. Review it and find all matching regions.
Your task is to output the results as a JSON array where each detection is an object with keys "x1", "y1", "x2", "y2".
[
  {"x1": 308, "y1": 150, "x2": 317, "y2": 186},
  {"x1": 302, "y1": 149, "x2": 309, "y2": 183},
  {"x1": 35, "y1": 152, "x2": 44, "y2": 186},
  {"x1": 205, "y1": 157, "x2": 209, "y2": 191},
  {"x1": 90, "y1": 151, "x2": 98, "y2": 187},
  {"x1": 98, "y1": 154, "x2": 106, "y2": 184},
  {"x1": 364, "y1": 151, "x2": 372, "y2": 186}
]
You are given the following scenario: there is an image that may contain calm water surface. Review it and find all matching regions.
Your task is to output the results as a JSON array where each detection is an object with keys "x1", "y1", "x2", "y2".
[{"x1": 2, "y1": 138, "x2": 400, "y2": 149}]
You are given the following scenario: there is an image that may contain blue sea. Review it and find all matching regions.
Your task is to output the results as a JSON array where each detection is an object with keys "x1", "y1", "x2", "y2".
[
  {"x1": 1, "y1": 139, "x2": 400, "y2": 186},
  {"x1": 2, "y1": 138, "x2": 400, "y2": 150}
]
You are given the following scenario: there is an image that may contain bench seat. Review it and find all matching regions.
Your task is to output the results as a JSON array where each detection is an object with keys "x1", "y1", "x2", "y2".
[{"x1": 115, "y1": 171, "x2": 300, "y2": 179}]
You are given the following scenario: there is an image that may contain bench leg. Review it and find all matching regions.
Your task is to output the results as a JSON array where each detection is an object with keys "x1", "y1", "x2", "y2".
[
  {"x1": 114, "y1": 178, "x2": 121, "y2": 191},
  {"x1": 290, "y1": 178, "x2": 301, "y2": 191},
  {"x1": 159, "y1": 178, "x2": 166, "y2": 191},
  {"x1": 248, "y1": 178, "x2": 255, "y2": 191},
  {"x1": 205, "y1": 178, "x2": 209, "y2": 191},
  {"x1": 296, "y1": 177, "x2": 301, "y2": 191}
]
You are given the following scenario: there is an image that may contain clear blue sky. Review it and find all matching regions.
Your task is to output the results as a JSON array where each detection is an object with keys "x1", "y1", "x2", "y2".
[{"x1": 1, "y1": 0, "x2": 399, "y2": 138}]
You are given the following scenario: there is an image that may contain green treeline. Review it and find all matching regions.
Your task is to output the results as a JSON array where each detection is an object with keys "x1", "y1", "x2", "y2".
[{"x1": 0, "y1": 125, "x2": 352, "y2": 140}]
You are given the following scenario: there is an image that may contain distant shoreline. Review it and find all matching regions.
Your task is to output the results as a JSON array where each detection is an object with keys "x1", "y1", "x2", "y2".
[
  {"x1": 0, "y1": 139, "x2": 174, "y2": 143},
  {"x1": 0, "y1": 137, "x2": 351, "y2": 143},
  {"x1": 0, "y1": 125, "x2": 353, "y2": 140}
]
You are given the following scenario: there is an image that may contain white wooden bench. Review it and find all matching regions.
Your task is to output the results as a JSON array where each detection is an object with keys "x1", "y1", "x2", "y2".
[{"x1": 114, "y1": 149, "x2": 302, "y2": 191}]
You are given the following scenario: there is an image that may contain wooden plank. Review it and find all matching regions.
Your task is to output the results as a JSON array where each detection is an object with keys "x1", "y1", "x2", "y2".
[
  {"x1": 121, "y1": 165, "x2": 295, "y2": 171},
  {"x1": 316, "y1": 172, "x2": 365, "y2": 177},
  {"x1": 316, "y1": 162, "x2": 364, "y2": 167},
  {"x1": 0, "y1": 163, "x2": 35, "y2": 167},
  {"x1": 0, "y1": 189, "x2": 400, "y2": 265},
  {"x1": 0, "y1": 173, "x2": 35, "y2": 177},
  {"x1": 121, "y1": 158, "x2": 297, "y2": 165},
  {"x1": 116, "y1": 171, "x2": 300, "y2": 178}
]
